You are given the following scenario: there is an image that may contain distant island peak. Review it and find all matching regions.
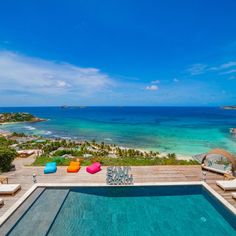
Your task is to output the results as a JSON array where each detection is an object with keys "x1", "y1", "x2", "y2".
[
  {"x1": 222, "y1": 106, "x2": 236, "y2": 110},
  {"x1": 0, "y1": 112, "x2": 45, "y2": 124}
]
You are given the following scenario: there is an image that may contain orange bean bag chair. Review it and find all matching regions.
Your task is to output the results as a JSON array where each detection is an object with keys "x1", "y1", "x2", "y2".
[{"x1": 67, "y1": 161, "x2": 80, "y2": 173}]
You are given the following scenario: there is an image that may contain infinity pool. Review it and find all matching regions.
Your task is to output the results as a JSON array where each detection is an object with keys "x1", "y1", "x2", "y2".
[{"x1": 4, "y1": 185, "x2": 236, "y2": 236}]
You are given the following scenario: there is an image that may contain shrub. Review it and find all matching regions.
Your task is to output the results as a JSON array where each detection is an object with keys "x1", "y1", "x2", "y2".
[
  {"x1": 0, "y1": 147, "x2": 17, "y2": 172},
  {"x1": 52, "y1": 157, "x2": 68, "y2": 165},
  {"x1": 0, "y1": 136, "x2": 16, "y2": 146},
  {"x1": 11, "y1": 132, "x2": 27, "y2": 137},
  {"x1": 53, "y1": 149, "x2": 82, "y2": 157}
]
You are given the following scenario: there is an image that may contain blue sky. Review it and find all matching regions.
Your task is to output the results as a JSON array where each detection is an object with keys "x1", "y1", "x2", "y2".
[{"x1": 0, "y1": 0, "x2": 236, "y2": 106}]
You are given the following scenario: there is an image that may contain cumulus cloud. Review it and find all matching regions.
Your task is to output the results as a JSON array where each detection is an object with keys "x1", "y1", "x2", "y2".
[
  {"x1": 0, "y1": 50, "x2": 113, "y2": 97},
  {"x1": 145, "y1": 85, "x2": 158, "y2": 91}
]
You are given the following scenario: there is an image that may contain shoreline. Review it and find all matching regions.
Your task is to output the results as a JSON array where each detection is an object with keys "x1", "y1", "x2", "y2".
[
  {"x1": 0, "y1": 118, "x2": 46, "y2": 126},
  {"x1": 116, "y1": 145, "x2": 192, "y2": 160},
  {"x1": 0, "y1": 129, "x2": 193, "y2": 160}
]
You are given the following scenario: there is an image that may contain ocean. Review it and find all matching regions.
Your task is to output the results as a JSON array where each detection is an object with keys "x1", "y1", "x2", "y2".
[{"x1": 0, "y1": 106, "x2": 236, "y2": 157}]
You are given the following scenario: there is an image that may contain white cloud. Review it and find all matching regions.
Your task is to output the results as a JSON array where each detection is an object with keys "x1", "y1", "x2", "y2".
[
  {"x1": 0, "y1": 51, "x2": 113, "y2": 97},
  {"x1": 56, "y1": 80, "x2": 70, "y2": 88},
  {"x1": 145, "y1": 85, "x2": 158, "y2": 91},
  {"x1": 221, "y1": 69, "x2": 236, "y2": 75},
  {"x1": 219, "y1": 61, "x2": 236, "y2": 69},
  {"x1": 186, "y1": 61, "x2": 236, "y2": 77},
  {"x1": 210, "y1": 61, "x2": 236, "y2": 71},
  {"x1": 186, "y1": 63, "x2": 207, "y2": 75},
  {"x1": 151, "y1": 80, "x2": 160, "y2": 84}
]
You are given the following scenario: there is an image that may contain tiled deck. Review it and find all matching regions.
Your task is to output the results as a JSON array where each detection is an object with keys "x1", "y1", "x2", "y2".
[{"x1": 0, "y1": 157, "x2": 235, "y2": 218}]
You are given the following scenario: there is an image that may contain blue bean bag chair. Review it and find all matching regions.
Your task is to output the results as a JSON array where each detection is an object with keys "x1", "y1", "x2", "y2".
[{"x1": 44, "y1": 162, "x2": 57, "y2": 174}]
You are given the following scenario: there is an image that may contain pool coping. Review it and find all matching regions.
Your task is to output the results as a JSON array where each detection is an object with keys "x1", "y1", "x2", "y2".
[{"x1": 0, "y1": 181, "x2": 235, "y2": 227}]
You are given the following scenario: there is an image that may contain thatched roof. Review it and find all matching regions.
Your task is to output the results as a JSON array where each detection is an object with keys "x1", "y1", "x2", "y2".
[{"x1": 202, "y1": 148, "x2": 236, "y2": 171}]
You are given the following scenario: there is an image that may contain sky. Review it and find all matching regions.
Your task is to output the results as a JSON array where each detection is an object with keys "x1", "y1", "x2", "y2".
[{"x1": 0, "y1": 0, "x2": 236, "y2": 106}]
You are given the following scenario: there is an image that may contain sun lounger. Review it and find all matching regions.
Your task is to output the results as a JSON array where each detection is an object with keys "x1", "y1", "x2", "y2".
[
  {"x1": 216, "y1": 179, "x2": 236, "y2": 191},
  {"x1": 232, "y1": 192, "x2": 236, "y2": 199},
  {"x1": 44, "y1": 162, "x2": 57, "y2": 174},
  {"x1": 0, "y1": 184, "x2": 21, "y2": 195},
  {"x1": 86, "y1": 162, "x2": 101, "y2": 174},
  {"x1": 0, "y1": 198, "x2": 4, "y2": 205},
  {"x1": 67, "y1": 161, "x2": 80, "y2": 173}
]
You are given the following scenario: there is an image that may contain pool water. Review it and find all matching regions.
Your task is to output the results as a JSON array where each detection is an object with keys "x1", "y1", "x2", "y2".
[{"x1": 7, "y1": 186, "x2": 236, "y2": 236}]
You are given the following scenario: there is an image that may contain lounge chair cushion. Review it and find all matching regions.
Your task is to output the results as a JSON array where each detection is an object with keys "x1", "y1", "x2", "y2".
[
  {"x1": 0, "y1": 184, "x2": 21, "y2": 195},
  {"x1": 216, "y1": 179, "x2": 236, "y2": 190},
  {"x1": 67, "y1": 161, "x2": 80, "y2": 173},
  {"x1": 86, "y1": 162, "x2": 101, "y2": 174},
  {"x1": 44, "y1": 162, "x2": 57, "y2": 174},
  {"x1": 93, "y1": 162, "x2": 101, "y2": 168}
]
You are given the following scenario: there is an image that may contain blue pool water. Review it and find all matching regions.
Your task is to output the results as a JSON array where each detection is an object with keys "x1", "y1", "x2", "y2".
[
  {"x1": 7, "y1": 186, "x2": 236, "y2": 236},
  {"x1": 0, "y1": 106, "x2": 236, "y2": 156}
]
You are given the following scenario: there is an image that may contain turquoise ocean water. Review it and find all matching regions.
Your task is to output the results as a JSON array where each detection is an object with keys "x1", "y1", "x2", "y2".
[{"x1": 0, "y1": 107, "x2": 236, "y2": 156}]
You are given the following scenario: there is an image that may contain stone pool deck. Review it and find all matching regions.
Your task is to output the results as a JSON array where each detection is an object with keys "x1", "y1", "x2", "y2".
[{"x1": 0, "y1": 156, "x2": 235, "y2": 217}]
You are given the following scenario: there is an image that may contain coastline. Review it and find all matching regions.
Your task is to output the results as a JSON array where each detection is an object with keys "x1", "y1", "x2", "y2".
[
  {"x1": 0, "y1": 118, "x2": 47, "y2": 126},
  {"x1": 1, "y1": 107, "x2": 236, "y2": 157},
  {"x1": 118, "y1": 145, "x2": 192, "y2": 160},
  {"x1": 0, "y1": 129, "x2": 193, "y2": 161}
]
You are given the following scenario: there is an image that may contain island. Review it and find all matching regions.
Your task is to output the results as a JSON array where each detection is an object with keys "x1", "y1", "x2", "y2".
[
  {"x1": 0, "y1": 112, "x2": 45, "y2": 124},
  {"x1": 222, "y1": 106, "x2": 236, "y2": 110}
]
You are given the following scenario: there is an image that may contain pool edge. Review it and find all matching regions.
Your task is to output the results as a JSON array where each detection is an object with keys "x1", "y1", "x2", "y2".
[{"x1": 0, "y1": 181, "x2": 235, "y2": 227}]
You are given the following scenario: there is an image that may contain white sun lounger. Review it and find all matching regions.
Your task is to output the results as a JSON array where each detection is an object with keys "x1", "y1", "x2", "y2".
[
  {"x1": 216, "y1": 179, "x2": 236, "y2": 191},
  {"x1": 0, "y1": 184, "x2": 21, "y2": 195},
  {"x1": 0, "y1": 198, "x2": 4, "y2": 205},
  {"x1": 232, "y1": 192, "x2": 236, "y2": 199}
]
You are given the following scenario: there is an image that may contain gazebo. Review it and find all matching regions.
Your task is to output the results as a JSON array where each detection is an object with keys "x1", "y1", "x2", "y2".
[{"x1": 201, "y1": 148, "x2": 236, "y2": 176}]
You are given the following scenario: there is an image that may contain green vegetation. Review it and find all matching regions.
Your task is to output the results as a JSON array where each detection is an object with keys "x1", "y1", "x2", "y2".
[
  {"x1": 43, "y1": 140, "x2": 77, "y2": 154},
  {"x1": 0, "y1": 132, "x2": 199, "y2": 168},
  {"x1": 0, "y1": 112, "x2": 43, "y2": 123},
  {"x1": 32, "y1": 152, "x2": 198, "y2": 166},
  {"x1": 52, "y1": 149, "x2": 82, "y2": 157},
  {"x1": 32, "y1": 155, "x2": 72, "y2": 166},
  {"x1": 0, "y1": 136, "x2": 17, "y2": 171},
  {"x1": 95, "y1": 156, "x2": 198, "y2": 166},
  {"x1": 28, "y1": 139, "x2": 199, "y2": 166},
  {"x1": 11, "y1": 132, "x2": 27, "y2": 137},
  {"x1": 223, "y1": 106, "x2": 236, "y2": 110},
  {"x1": 18, "y1": 140, "x2": 45, "y2": 150},
  {"x1": 0, "y1": 136, "x2": 16, "y2": 146},
  {"x1": 0, "y1": 147, "x2": 17, "y2": 171}
]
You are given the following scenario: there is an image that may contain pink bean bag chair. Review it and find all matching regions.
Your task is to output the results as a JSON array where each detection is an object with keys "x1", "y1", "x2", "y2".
[{"x1": 86, "y1": 162, "x2": 101, "y2": 174}]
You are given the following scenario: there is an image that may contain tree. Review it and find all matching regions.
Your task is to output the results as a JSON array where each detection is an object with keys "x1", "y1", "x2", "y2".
[{"x1": 0, "y1": 147, "x2": 17, "y2": 172}]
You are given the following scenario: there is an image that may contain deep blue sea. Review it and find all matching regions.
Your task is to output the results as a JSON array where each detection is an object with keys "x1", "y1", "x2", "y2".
[{"x1": 0, "y1": 106, "x2": 236, "y2": 156}]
